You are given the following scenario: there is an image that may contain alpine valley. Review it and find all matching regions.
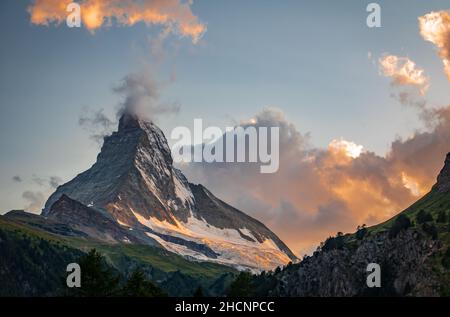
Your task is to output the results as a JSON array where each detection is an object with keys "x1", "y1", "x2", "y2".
[{"x1": 2, "y1": 113, "x2": 450, "y2": 297}]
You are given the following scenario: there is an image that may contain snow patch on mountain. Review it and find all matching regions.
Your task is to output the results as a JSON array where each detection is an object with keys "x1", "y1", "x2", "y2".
[
  {"x1": 132, "y1": 210, "x2": 290, "y2": 271},
  {"x1": 117, "y1": 219, "x2": 129, "y2": 227}
]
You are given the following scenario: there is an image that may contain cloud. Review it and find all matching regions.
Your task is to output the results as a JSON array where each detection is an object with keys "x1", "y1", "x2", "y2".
[
  {"x1": 79, "y1": 66, "x2": 180, "y2": 143},
  {"x1": 49, "y1": 176, "x2": 62, "y2": 189},
  {"x1": 149, "y1": 27, "x2": 173, "y2": 63},
  {"x1": 114, "y1": 68, "x2": 180, "y2": 121},
  {"x1": 32, "y1": 175, "x2": 46, "y2": 186},
  {"x1": 419, "y1": 11, "x2": 450, "y2": 81},
  {"x1": 181, "y1": 106, "x2": 450, "y2": 255},
  {"x1": 328, "y1": 138, "x2": 364, "y2": 159},
  {"x1": 79, "y1": 108, "x2": 115, "y2": 144},
  {"x1": 30, "y1": 175, "x2": 63, "y2": 189},
  {"x1": 379, "y1": 54, "x2": 430, "y2": 95},
  {"x1": 19, "y1": 175, "x2": 62, "y2": 212},
  {"x1": 22, "y1": 191, "x2": 45, "y2": 213},
  {"x1": 12, "y1": 176, "x2": 22, "y2": 182},
  {"x1": 27, "y1": 0, "x2": 206, "y2": 43}
]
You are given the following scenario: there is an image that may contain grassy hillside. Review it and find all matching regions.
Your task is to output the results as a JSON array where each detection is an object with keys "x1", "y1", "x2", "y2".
[
  {"x1": 371, "y1": 189, "x2": 450, "y2": 233},
  {"x1": 0, "y1": 216, "x2": 237, "y2": 296},
  {"x1": 0, "y1": 217, "x2": 83, "y2": 296},
  {"x1": 337, "y1": 188, "x2": 450, "y2": 283},
  {"x1": 368, "y1": 189, "x2": 450, "y2": 293}
]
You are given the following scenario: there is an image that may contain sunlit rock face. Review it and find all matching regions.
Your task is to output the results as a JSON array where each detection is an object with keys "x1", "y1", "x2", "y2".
[{"x1": 43, "y1": 113, "x2": 296, "y2": 271}]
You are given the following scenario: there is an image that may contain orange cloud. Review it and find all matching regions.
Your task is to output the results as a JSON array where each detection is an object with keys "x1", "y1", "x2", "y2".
[
  {"x1": 328, "y1": 138, "x2": 364, "y2": 160},
  {"x1": 182, "y1": 107, "x2": 450, "y2": 255},
  {"x1": 28, "y1": 0, "x2": 206, "y2": 43},
  {"x1": 379, "y1": 54, "x2": 429, "y2": 95},
  {"x1": 28, "y1": 0, "x2": 71, "y2": 25},
  {"x1": 419, "y1": 11, "x2": 450, "y2": 81}
]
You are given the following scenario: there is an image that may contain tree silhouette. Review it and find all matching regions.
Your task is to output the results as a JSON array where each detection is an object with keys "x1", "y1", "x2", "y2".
[
  {"x1": 121, "y1": 269, "x2": 167, "y2": 297},
  {"x1": 437, "y1": 210, "x2": 447, "y2": 223},
  {"x1": 389, "y1": 214, "x2": 411, "y2": 238},
  {"x1": 421, "y1": 222, "x2": 438, "y2": 240},
  {"x1": 322, "y1": 233, "x2": 345, "y2": 251},
  {"x1": 356, "y1": 224, "x2": 368, "y2": 240},
  {"x1": 227, "y1": 272, "x2": 254, "y2": 297},
  {"x1": 442, "y1": 247, "x2": 450, "y2": 269},
  {"x1": 193, "y1": 285, "x2": 204, "y2": 297},
  {"x1": 416, "y1": 210, "x2": 433, "y2": 224},
  {"x1": 72, "y1": 249, "x2": 120, "y2": 297}
]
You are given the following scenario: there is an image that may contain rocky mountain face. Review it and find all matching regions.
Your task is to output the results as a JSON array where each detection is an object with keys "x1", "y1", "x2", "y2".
[
  {"x1": 43, "y1": 113, "x2": 193, "y2": 224},
  {"x1": 435, "y1": 153, "x2": 450, "y2": 193},
  {"x1": 46, "y1": 194, "x2": 151, "y2": 244},
  {"x1": 261, "y1": 230, "x2": 443, "y2": 296},
  {"x1": 42, "y1": 113, "x2": 296, "y2": 271}
]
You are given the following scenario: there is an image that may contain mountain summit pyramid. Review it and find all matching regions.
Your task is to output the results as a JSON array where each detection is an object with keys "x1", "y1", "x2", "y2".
[{"x1": 43, "y1": 113, "x2": 296, "y2": 271}]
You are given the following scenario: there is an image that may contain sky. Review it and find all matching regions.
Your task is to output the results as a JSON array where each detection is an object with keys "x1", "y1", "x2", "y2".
[{"x1": 0, "y1": 0, "x2": 450, "y2": 254}]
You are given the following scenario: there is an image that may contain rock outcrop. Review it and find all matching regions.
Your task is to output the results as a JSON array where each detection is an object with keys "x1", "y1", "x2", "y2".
[{"x1": 267, "y1": 229, "x2": 442, "y2": 296}]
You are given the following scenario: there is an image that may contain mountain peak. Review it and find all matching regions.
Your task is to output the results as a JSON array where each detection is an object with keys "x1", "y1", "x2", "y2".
[
  {"x1": 43, "y1": 116, "x2": 296, "y2": 270},
  {"x1": 118, "y1": 112, "x2": 147, "y2": 132},
  {"x1": 116, "y1": 112, "x2": 172, "y2": 165},
  {"x1": 435, "y1": 152, "x2": 450, "y2": 192}
]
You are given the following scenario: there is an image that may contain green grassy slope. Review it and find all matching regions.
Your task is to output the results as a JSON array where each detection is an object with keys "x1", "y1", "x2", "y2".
[
  {"x1": 0, "y1": 217, "x2": 83, "y2": 296},
  {"x1": 369, "y1": 189, "x2": 450, "y2": 293},
  {"x1": 369, "y1": 189, "x2": 449, "y2": 231},
  {"x1": 0, "y1": 216, "x2": 237, "y2": 296}
]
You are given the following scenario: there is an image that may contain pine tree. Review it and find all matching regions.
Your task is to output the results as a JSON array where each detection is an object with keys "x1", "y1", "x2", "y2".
[
  {"x1": 193, "y1": 285, "x2": 204, "y2": 297},
  {"x1": 121, "y1": 269, "x2": 167, "y2": 297},
  {"x1": 416, "y1": 210, "x2": 433, "y2": 224},
  {"x1": 72, "y1": 249, "x2": 120, "y2": 297},
  {"x1": 227, "y1": 272, "x2": 254, "y2": 297},
  {"x1": 389, "y1": 214, "x2": 411, "y2": 238},
  {"x1": 437, "y1": 210, "x2": 447, "y2": 223}
]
